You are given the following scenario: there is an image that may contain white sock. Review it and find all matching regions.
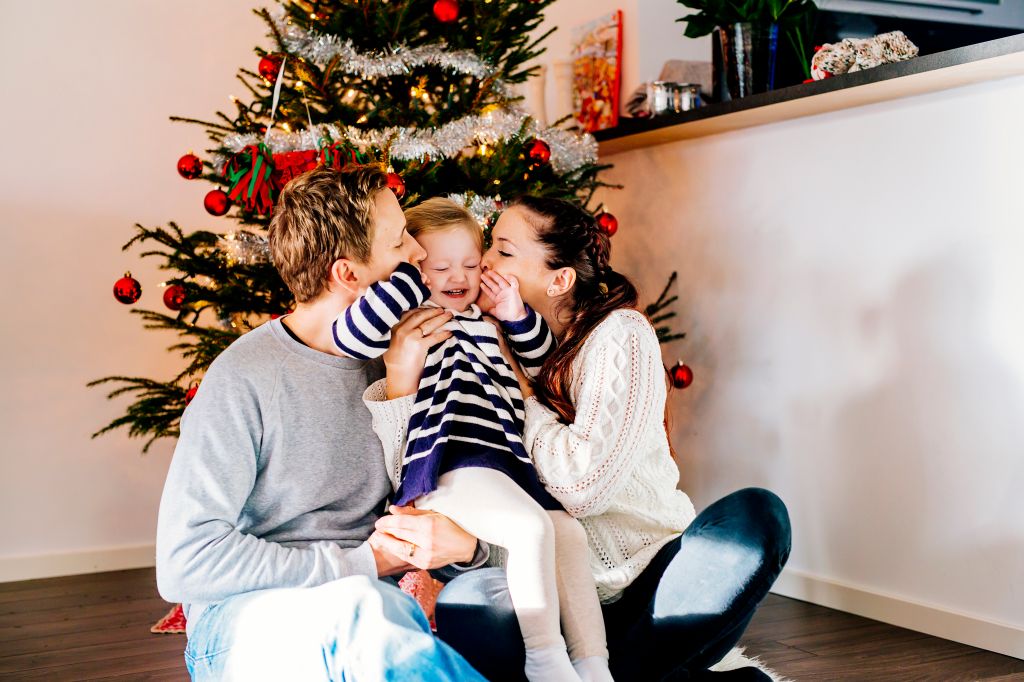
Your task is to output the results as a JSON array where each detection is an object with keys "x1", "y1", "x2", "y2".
[
  {"x1": 573, "y1": 655, "x2": 615, "y2": 682},
  {"x1": 524, "y1": 645, "x2": 581, "y2": 682}
]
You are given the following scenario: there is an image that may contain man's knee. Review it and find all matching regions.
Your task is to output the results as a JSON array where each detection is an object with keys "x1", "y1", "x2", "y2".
[{"x1": 316, "y1": 574, "x2": 429, "y2": 633}]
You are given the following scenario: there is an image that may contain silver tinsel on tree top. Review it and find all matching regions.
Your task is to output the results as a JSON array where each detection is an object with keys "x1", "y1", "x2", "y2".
[
  {"x1": 217, "y1": 108, "x2": 597, "y2": 176},
  {"x1": 271, "y1": 7, "x2": 503, "y2": 87}
]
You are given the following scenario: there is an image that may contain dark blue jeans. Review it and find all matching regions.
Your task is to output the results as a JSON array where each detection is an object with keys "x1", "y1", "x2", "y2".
[{"x1": 435, "y1": 488, "x2": 791, "y2": 682}]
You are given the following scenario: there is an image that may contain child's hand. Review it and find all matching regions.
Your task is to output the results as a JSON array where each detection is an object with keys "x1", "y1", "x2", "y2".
[{"x1": 481, "y1": 270, "x2": 526, "y2": 322}]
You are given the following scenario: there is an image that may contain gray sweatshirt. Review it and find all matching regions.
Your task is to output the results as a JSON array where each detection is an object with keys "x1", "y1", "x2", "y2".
[{"x1": 155, "y1": 318, "x2": 392, "y2": 634}]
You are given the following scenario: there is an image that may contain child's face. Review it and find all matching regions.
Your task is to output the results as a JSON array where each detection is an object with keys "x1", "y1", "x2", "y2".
[{"x1": 416, "y1": 226, "x2": 482, "y2": 312}]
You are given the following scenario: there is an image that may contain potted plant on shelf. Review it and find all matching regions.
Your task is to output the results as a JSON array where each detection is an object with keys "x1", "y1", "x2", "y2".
[{"x1": 676, "y1": 0, "x2": 817, "y2": 101}]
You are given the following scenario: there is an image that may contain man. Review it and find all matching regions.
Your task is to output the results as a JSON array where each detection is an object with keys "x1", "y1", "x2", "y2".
[{"x1": 156, "y1": 164, "x2": 487, "y2": 681}]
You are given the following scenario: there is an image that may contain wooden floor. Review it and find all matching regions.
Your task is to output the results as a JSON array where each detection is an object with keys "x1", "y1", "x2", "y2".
[{"x1": 0, "y1": 568, "x2": 1021, "y2": 681}]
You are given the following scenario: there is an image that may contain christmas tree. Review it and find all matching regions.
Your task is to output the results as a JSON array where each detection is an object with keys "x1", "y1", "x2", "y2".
[{"x1": 92, "y1": 0, "x2": 684, "y2": 452}]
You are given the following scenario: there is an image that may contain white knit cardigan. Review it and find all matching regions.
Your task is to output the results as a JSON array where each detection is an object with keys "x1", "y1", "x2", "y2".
[{"x1": 364, "y1": 308, "x2": 696, "y2": 603}]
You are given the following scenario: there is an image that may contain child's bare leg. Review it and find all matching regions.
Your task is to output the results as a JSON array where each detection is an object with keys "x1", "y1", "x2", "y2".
[
  {"x1": 549, "y1": 511, "x2": 614, "y2": 681},
  {"x1": 416, "y1": 468, "x2": 578, "y2": 682}
]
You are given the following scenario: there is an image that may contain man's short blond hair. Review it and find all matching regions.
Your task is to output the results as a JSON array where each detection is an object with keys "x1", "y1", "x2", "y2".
[
  {"x1": 268, "y1": 164, "x2": 388, "y2": 303},
  {"x1": 403, "y1": 197, "x2": 483, "y2": 252}
]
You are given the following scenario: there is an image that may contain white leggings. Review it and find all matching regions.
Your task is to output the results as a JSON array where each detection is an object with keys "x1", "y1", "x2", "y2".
[{"x1": 416, "y1": 467, "x2": 608, "y2": 660}]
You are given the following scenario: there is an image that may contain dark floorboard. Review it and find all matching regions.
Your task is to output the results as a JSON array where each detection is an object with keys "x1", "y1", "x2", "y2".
[{"x1": 0, "y1": 569, "x2": 1020, "y2": 681}]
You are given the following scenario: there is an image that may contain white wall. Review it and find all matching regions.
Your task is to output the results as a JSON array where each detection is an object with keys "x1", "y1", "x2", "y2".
[
  {"x1": 0, "y1": 0, "x2": 262, "y2": 576},
  {"x1": 598, "y1": 74, "x2": 1024, "y2": 639}
]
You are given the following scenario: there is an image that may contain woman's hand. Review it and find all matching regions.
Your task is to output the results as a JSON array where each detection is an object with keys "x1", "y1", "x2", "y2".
[
  {"x1": 373, "y1": 505, "x2": 478, "y2": 571},
  {"x1": 481, "y1": 271, "x2": 527, "y2": 322},
  {"x1": 383, "y1": 307, "x2": 453, "y2": 399},
  {"x1": 483, "y1": 315, "x2": 533, "y2": 399},
  {"x1": 368, "y1": 530, "x2": 417, "y2": 577}
]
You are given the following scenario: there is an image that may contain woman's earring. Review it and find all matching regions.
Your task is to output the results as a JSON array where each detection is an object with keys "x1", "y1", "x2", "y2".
[{"x1": 547, "y1": 287, "x2": 556, "y2": 295}]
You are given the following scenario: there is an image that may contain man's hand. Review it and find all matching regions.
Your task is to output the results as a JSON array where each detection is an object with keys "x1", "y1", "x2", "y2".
[
  {"x1": 373, "y1": 505, "x2": 477, "y2": 571},
  {"x1": 480, "y1": 271, "x2": 527, "y2": 323},
  {"x1": 383, "y1": 307, "x2": 453, "y2": 399}
]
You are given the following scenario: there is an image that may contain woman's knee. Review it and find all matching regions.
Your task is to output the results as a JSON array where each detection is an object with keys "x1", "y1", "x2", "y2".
[{"x1": 694, "y1": 488, "x2": 792, "y2": 571}]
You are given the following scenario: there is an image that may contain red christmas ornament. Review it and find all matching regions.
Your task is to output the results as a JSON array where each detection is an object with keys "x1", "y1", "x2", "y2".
[
  {"x1": 177, "y1": 153, "x2": 203, "y2": 180},
  {"x1": 184, "y1": 383, "x2": 199, "y2": 405},
  {"x1": 113, "y1": 272, "x2": 142, "y2": 305},
  {"x1": 204, "y1": 189, "x2": 230, "y2": 216},
  {"x1": 163, "y1": 284, "x2": 186, "y2": 311},
  {"x1": 670, "y1": 361, "x2": 694, "y2": 389},
  {"x1": 433, "y1": 0, "x2": 459, "y2": 22},
  {"x1": 525, "y1": 138, "x2": 551, "y2": 165},
  {"x1": 259, "y1": 53, "x2": 284, "y2": 83},
  {"x1": 386, "y1": 171, "x2": 406, "y2": 200},
  {"x1": 597, "y1": 211, "x2": 618, "y2": 237}
]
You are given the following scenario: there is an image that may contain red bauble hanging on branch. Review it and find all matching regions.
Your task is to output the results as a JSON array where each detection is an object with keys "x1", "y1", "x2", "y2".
[
  {"x1": 113, "y1": 272, "x2": 142, "y2": 305},
  {"x1": 386, "y1": 171, "x2": 406, "y2": 200},
  {"x1": 204, "y1": 189, "x2": 230, "y2": 216},
  {"x1": 163, "y1": 284, "x2": 187, "y2": 311},
  {"x1": 597, "y1": 211, "x2": 618, "y2": 237},
  {"x1": 433, "y1": 0, "x2": 459, "y2": 22},
  {"x1": 177, "y1": 153, "x2": 203, "y2": 180},
  {"x1": 258, "y1": 53, "x2": 284, "y2": 83},
  {"x1": 184, "y1": 382, "x2": 200, "y2": 406},
  {"x1": 669, "y1": 361, "x2": 694, "y2": 389},
  {"x1": 525, "y1": 138, "x2": 551, "y2": 165}
]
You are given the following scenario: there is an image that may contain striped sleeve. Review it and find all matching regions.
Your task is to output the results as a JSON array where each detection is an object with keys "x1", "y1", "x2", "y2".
[
  {"x1": 500, "y1": 304, "x2": 556, "y2": 377},
  {"x1": 331, "y1": 262, "x2": 431, "y2": 359}
]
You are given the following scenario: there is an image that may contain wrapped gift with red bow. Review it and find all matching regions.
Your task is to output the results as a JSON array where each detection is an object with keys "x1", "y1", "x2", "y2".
[{"x1": 271, "y1": 149, "x2": 320, "y2": 192}]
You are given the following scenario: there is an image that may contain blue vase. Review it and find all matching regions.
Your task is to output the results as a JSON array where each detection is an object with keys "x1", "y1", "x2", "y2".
[{"x1": 714, "y1": 22, "x2": 779, "y2": 101}]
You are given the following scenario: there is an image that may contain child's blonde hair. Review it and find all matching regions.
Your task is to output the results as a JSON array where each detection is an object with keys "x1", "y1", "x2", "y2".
[{"x1": 404, "y1": 197, "x2": 483, "y2": 252}]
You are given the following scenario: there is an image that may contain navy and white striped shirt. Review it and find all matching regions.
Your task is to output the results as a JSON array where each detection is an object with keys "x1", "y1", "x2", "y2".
[{"x1": 331, "y1": 262, "x2": 557, "y2": 505}]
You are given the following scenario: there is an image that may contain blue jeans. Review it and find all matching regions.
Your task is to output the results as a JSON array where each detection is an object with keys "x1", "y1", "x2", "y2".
[
  {"x1": 184, "y1": 574, "x2": 486, "y2": 682},
  {"x1": 435, "y1": 488, "x2": 792, "y2": 682}
]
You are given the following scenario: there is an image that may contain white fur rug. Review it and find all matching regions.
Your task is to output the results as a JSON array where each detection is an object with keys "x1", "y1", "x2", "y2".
[{"x1": 710, "y1": 647, "x2": 791, "y2": 681}]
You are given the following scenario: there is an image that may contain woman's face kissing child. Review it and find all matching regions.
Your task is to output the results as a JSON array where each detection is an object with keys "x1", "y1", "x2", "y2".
[{"x1": 415, "y1": 225, "x2": 482, "y2": 313}]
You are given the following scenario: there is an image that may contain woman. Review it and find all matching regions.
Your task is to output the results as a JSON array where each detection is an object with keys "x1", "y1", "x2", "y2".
[
  {"x1": 370, "y1": 196, "x2": 790, "y2": 681},
  {"x1": 470, "y1": 196, "x2": 790, "y2": 680}
]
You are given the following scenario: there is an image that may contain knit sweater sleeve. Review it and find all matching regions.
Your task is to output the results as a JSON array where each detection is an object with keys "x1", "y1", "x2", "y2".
[
  {"x1": 523, "y1": 310, "x2": 666, "y2": 518},
  {"x1": 331, "y1": 262, "x2": 431, "y2": 359},
  {"x1": 499, "y1": 304, "x2": 556, "y2": 378}
]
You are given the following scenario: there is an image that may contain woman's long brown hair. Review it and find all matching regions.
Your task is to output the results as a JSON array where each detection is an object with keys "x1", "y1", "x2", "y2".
[{"x1": 509, "y1": 196, "x2": 642, "y2": 424}]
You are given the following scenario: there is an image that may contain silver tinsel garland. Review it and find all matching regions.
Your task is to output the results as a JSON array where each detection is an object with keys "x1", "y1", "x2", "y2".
[
  {"x1": 270, "y1": 7, "x2": 500, "y2": 85},
  {"x1": 219, "y1": 230, "x2": 271, "y2": 265},
  {"x1": 447, "y1": 193, "x2": 501, "y2": 228},
  {"x1": 218, "y1": 107, "x2": 597, "y2": 176}
]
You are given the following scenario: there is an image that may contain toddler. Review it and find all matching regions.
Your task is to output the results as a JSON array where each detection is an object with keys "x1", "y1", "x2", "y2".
[{"x1": 332, "y1": 197, "x2": 613, "y2": 682}]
